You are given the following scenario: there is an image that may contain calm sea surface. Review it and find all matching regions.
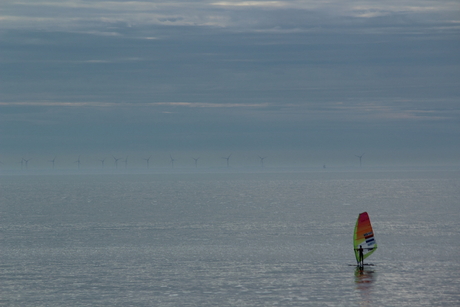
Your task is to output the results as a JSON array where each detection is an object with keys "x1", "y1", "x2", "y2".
[{"x1": 0, "y1": 169, "x2": 459, "y2": 306}]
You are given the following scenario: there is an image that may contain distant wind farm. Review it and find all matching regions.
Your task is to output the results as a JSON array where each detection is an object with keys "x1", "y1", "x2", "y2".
[{"x1": 0, "y1": 151, "x2": 388, "y2": 172}]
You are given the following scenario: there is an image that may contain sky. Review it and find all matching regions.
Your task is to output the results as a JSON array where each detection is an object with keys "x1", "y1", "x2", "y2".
[{"x1": 0, "y1": 0, "x2": 459, "y2": 169}]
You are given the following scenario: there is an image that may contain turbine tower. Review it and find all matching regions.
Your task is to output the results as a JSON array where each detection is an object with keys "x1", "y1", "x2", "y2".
[
  {"x1": 99, "y1": 158, "x2": 106, "y2": 168},
  {"x1": 169, "y1": 155, "x2": 175, "y2": 168},
  {"x1": 355, "y1": 153, "x2": 364, "y2": 167},
  {"x1": 75, "y1": 155, "x2": 81, "y2": 169},
  {"x1": 192, "y1": 157, "x2": 199, "y2": 168},
  {"x1": 123, "y1": 156, "x2": 128, "y2": 169},
  {"x1": 49, "y1": 156, "x2": 56, "y2": 169},
  {"x1": 112, "y1": 155, "x2": 121, "y2": 169},
  {"x1": 258, "y1": 155, "x2": 266, "y2": 167},
  {"x1": 222, "y1": 154, "x2": 231, "y2": 168},
  {"x1": 144, "y1": 155, "x2": 152, "y2": 168},
  {"x1": 22, "y1": 158, "x2": 31, "y2": 169}
]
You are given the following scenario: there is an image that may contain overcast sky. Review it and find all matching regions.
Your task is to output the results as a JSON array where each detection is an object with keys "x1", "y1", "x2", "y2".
[{"x1": 1, "y1": 0, "x2": 459, "y2": 168}]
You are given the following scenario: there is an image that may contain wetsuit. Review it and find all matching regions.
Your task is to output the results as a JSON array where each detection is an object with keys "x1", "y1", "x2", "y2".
[{"x1": 358, "y1": 246, "x2": 364, "y2": 266}]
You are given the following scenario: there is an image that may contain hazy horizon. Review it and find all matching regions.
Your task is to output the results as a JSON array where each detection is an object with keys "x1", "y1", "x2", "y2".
[{"x1": 1, "y1": 152, "x2": 458, "y2": 172}]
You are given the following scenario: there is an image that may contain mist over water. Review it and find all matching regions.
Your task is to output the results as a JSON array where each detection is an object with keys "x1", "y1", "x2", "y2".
[{"x1": 0, "y1": 170, "x2": 459, "y2": 306}]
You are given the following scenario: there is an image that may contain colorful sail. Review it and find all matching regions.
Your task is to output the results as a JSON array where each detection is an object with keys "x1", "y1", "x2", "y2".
[{"x1": 353, "y1": 212, "x2": 377, "y2": 263}]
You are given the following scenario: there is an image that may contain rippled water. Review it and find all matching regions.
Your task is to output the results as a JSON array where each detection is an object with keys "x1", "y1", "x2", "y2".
[{"x1": 0, "y1": 170, "x2": 459, "y2": 306}]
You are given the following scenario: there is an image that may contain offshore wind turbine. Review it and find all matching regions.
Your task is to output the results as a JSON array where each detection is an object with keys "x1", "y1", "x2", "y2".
[
  {"x1": 258, "y1": 155, "x2": 267, "y2": 167},
  {"x1": 99, "y1": 157, "x2": 106, "y2": 168},
  {"x1": 22, "y1": 158, "x2": 31, "y2": 169},
  {"x1": 192, "y1": 157, "x2": 199, "y2": 168},
  {"x1": 75, "y1": 155, "x2": 81, "y2": 169},
  {"x1": 169, "y1": 155, "x2": 175, "y2": 168},
  {"x1": 355, "y1": 153, "x2": 364, "y2": 167},
  {"x1": 144, "y1": 155, "x2": 152, "y2": 168},
  {"x1": 112, "y1": 155, "x2": 121, "y2": 169},
  {"x1": 222, "y1": 154, "x2": 231, "y2": 168},
  {"x1": 49, "y1": 156, "x2": 56, "y2": 169},
  {"x1": 122, "y1": 156, "x2": 128, "y2": 169}
]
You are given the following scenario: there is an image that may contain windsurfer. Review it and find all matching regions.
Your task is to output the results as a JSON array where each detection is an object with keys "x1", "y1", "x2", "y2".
[
  {"x1": 358, "y1": 245, "x2": 364, "y2": 267},
  {"x1": 353, "y1": 212, "x2": 377, "y2": 267}
]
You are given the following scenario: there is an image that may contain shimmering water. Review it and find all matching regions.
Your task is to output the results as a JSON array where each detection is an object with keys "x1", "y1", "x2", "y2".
[{"x1": 0, "y1": 170, "x2": 459, "y2": 306}]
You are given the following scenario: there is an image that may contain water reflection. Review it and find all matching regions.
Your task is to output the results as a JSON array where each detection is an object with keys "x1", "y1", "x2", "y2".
[{"x1": 355, "y1": 266, "x2": 375, "y2": 306}]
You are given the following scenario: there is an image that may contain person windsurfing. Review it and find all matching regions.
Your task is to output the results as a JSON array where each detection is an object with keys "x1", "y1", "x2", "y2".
[
  {"x1": 353, "y1": 212, "x2": 377, "y2": 267},
  {"x1": 357, "y1": 245, "x2": 364, "y2": 267}
]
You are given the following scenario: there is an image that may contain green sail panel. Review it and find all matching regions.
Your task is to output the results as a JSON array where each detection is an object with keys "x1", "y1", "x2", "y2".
[{"x1": 353, "y1": 212, "x2": 377, "y2": 262}]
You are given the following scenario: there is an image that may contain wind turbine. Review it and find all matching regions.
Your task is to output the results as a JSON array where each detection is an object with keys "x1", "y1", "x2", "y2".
[
  {"x1": 49, "y1": 156, "x2": 56, "y2": 169},
  {"x1": 169, "y1": 155, "x2": 175, "y2": 168},
  {"x1": 355, "y1": 153, "x2": 364, "y2": 167},
  {"x1": 22, "y1": 158, "x2": 31, "y2": 169},
  {"x1": 75, "y1": 155, "x2": 81, "y2": 169},
  {"x1": 112, "y1": 155, "x2": 121, "y2": 169},
  {"x1": 99, "y1": 157, "x2": 106, "y2": 168},
  {"x1": 144, "y1": 155, "x2": 152, "y2": 168},
  {"x1": 258, "y1": 155, "x2": 266, "y2": 167},
  {"x1": 192, "y1": 157, "x2": 199, "y2": 168},
  {"x1": 222, "y1": 154, "x2": 231, "y2": 168},
  {"x1": 122, "y1": 156, "x2": 128, "y2": 169}
]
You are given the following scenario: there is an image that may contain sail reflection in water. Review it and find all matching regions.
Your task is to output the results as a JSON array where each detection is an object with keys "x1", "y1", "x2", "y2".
[{"x1": 355, "y1": 267, "x2": 376, "y2": 306}]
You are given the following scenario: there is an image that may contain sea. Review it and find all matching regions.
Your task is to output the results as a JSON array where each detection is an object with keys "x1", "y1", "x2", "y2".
[{"x1": 0, "y1": 168, "x2": 459, "y2": 306}]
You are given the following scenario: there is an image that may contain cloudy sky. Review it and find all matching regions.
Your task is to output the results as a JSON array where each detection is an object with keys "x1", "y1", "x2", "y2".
[{"x1": 0, "y1": 0, "x2": 459, "y2": 168}]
